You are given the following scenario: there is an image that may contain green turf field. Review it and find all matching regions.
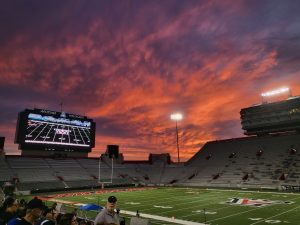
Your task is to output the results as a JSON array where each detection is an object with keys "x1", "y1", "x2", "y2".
[{"x1": 42, "y1": 187, "x2": 300, "y2": 225}]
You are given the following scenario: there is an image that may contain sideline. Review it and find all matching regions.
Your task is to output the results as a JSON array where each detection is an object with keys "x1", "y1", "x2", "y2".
[
  {"x1": 40, "y1": 198, "x2": 206, "y2": 225},
  {"x1": 121, "y1": 210, "x2": 206, "y2": 225}
]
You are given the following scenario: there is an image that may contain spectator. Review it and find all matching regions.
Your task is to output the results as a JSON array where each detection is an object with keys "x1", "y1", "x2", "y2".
[
  {"x1": 58, "y1": 213, "x2": 77, "y2": 225},
  {"x1": 50, "y1": 204, "x2": 57, "y2": 212},
  {"x1": 94, "y1": 196, "x2": 119, "y2": 225},
  {"x1": 55, "y1": 214, "x2": 62, "y2": 225},
  {"x1": 7, "y1": 199, "x2": 28, "y2": 225},
  {"x1": 14, "y1": 198, "x2": 45, "y2": 225},
  {"x1": 17, "y1": 200, "x2": 27, "y2": 217},
  {"x1": 78, "y1": 220, "x2": 87, "y2": 225},
  {"x1": 0, "y1": 197, "x2": 19, "y2": 225},
  {"x1": 37, "y1": 207, "x2": 58, "y2": 225}
]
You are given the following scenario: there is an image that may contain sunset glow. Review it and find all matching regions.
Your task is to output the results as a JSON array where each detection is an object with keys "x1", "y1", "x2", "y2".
[{"x1": 1, "y1": 1, "x2": 300, "y2": 161}]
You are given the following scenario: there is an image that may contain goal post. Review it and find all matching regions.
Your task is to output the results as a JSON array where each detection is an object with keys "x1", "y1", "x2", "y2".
[{"x1": 98, "y1": 155, "x2": 115, "y2": 188}]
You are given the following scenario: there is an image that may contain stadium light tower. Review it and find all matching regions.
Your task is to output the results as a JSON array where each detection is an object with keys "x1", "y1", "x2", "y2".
[
  {"x1": 261, "y1": 87, "x2": 291, "y2": 103},
  {"x1": 170, "y1": 113, "x2": 183, "y2": 163}
]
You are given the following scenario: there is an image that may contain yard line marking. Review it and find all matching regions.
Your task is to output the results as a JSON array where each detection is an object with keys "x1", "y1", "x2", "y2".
[
  {"x1": 158, "y1": 200, "x2": 224, "y2": 215},
  {"x1": 249, "y1": 205, "x2": 300, "y2": 225},
  {"x1": 126, "y1": 188, "x2": 246, "y2": 212},
  {"x1": 129, "y1": 192, "x2": 299, "y2": 215},
  {"x1": 135, "y1": 192, "x2": 243, "y2": 218},
  {"x1": 121, "y1": 189, "x2": 233, "y2": 206},
  {"x1": 180, "y1": 204, "x2": 236, "y2": 218},
  {"x1": 130, "y1": 192, "x2": 227, "y2": 213},
  {"x1": 207, "y1": 195, "x2": 300, "y2": 223},
  {"x1": 206, "y1": 188, "x2": 300, "y2": 196},
  {"x1": 146, "y1": 192, "x2": 240, "y2": 215},
  {"x1": 56, "y1": 187, "x2": 300, "y2": 224},
  {"x1": 207, "y1": 206, "x2": 264, "y2": 222},
  {"x1": 122, "y1": 192, "x2": 220, "y2": 210}
]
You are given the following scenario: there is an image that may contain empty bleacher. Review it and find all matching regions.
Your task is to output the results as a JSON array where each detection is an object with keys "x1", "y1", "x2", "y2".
[
  {"x1": 184, "y1": 132, "x2": 300, "y2": 189},
  {"x1": 0, "y1": 158, "x2": 13, "y2": 182},
  {"x1": 2, "y1": 132, "x2": 299, "y2": 192}
]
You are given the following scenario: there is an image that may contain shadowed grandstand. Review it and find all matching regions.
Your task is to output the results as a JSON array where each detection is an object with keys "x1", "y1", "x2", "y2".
[
  {"x1": 1, "y1": 131, "x2": 299, "y2": 192},
  {"x1": 1, "y1": 96, "x2": 300, "y2": 193}
]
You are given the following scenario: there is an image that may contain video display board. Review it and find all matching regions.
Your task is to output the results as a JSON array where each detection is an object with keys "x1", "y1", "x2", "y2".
[{"x1": 15, "y1": 109, "x2": 96, "y2": 152}]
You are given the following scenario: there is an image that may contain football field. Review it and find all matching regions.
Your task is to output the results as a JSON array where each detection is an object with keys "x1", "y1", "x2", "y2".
[{"x1": 40, "y1": 187, "x2": 300, "y2": 225}]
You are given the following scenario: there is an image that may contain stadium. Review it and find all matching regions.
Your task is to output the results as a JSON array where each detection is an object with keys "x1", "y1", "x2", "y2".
[
  {"x1": 1, "y1": 2, "x2": 300, "y2": 225},
  {"x1": 1, "y1": 88, "x2": 300, "y2": 225}
]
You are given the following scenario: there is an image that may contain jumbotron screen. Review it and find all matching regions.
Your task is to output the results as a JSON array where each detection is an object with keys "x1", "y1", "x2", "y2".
[{"x1": 15, "y1": 109, "x2": 96, "y2": 152}]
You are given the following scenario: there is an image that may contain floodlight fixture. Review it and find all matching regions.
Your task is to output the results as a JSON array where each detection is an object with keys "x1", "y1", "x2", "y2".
[
  {"x1": 170, "y1": 113, "x2": 183, "y2": 163},
  {"x1": 261, "y1": 87, "x2": 290, "y2": 97},
  {"x1": 170, "y1": 113, "x2": 183, "y2": 121}
]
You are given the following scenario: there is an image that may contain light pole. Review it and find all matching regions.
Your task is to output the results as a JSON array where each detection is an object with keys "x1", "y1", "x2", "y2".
[{"x1": 170, "y1": 113, "x2": 183, "y2": 163}]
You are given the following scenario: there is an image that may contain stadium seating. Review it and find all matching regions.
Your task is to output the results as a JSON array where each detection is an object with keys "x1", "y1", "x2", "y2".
[
  {"x1": 1, "y1": 132, "x2": 299, "y2": 191},
  {"x1": 0, "y1": 158, "x2": 13, "y2": 182},
  {"x1": 184, "y1": 132, "x2": 300, "y2": 189}
]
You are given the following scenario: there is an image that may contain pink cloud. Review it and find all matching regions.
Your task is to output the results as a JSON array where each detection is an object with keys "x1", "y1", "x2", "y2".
[{"x1": 1, "y1": 1, "x2": 300, "y2": 161}]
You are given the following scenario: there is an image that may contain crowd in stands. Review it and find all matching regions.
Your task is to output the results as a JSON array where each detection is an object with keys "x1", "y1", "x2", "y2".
[{"x1": 0, "y1": 196, "x2": 94, "y2": 225}]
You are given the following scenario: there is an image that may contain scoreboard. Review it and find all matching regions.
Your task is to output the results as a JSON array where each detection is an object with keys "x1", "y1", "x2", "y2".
[{"x1": 15, "y1": 109, "x2": 96, "y2": 152}]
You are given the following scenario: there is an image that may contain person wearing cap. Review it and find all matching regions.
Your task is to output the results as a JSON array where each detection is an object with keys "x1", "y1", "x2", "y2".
[
  {"x1": 94, "y1": 196, "x2": 119, "y2": 225},
  {"x1": 14, "y1": 198, "x2": 45, "y2": 225}
]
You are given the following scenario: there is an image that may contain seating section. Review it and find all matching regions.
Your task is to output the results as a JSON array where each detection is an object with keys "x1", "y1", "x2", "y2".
[
  {"x1": 13, "y1": 169, "x2": 57, "y2": 182},
  {"x1": 0, "y1": 158, "x2": 13, "y2": 182},
  {"x1": 18, "y1": 181, "x2": 65, "y2": 190},
  {"x1": 1, "y1": 157, "x2": 138, "y2": 191},
  {"x1": 1, "y1": 132, "x2": 299, "y2": 191},
  {"x1": 184, "y1": 133, "x2": 300, "y2": 189}
]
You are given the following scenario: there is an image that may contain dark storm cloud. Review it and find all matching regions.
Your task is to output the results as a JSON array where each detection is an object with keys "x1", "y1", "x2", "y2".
[
  {"x1": 0, "y1": 1, "x2": 72, "y2": 45},
  {"x1": 0, "y1": 85, "x2": 60, "y2": 112}
]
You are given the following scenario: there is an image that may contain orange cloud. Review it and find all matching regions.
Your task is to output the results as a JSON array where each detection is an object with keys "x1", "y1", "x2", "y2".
[{"x1": 1, "y1": 1, "x2": 300, "y2": 161}]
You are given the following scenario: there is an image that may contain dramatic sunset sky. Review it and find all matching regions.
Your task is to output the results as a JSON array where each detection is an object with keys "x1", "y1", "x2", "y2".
[{"x1": 1, "y1": 0, "x2": 300, "y2": 161}]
